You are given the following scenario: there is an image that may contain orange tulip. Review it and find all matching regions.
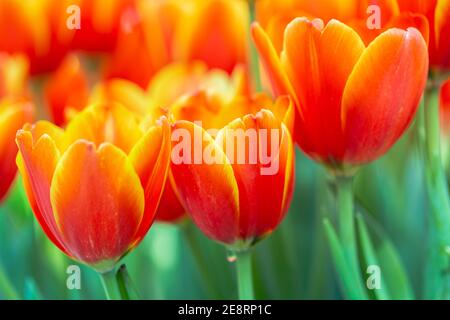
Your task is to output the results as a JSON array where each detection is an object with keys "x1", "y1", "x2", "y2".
[
  {"x1": 16, "y1": 103, "x2": 171, "y2": 272},
  {"x1": 0, "y1": 54, "x2": 33, "y2": 202},
  {"x1": 44, "y1": 55, "x2": 89, "y2": 126},
  {"x1": 148, "y1": 61, "x2": 248, "y2": 223},
  {"x1": 103, "y1": 0, "x2": 171, "y2": 88},
  {"x1": 0, "y1": 0, "x2": 69, "y2": 74},
  {"x1": 170, "y1": 107, "x2": 295, "y2": 246},
  {"x1": 252, "y1": 18, "x2": 428, "y2": 171},
  {"x1": 173, "y1": 0, "x2": 249, "y2": 74},
  {"x1": 397, "y1": 0, "x2": 450, "y2": 69},
  {"x1": 148, "y1": 61, "x2": 289, "y2": 224}
]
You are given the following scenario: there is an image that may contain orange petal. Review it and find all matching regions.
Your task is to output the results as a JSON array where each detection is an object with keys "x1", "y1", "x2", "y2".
[
  {"x1": 282, "y1": 18, "x2": 365, "y2": 163},
  {"x1": 128, "y1": 117, "x2": 171, "y2": 245},
  {"x1": 170, "y1": 120, "x2": 240, "y2": 244},
  {"x1": 64, "y1": 103, "x2": 143, "y2": 154},
  {"x1": 44, "y1": 55, "x2": 89, "y2": 126},
  {"x1": 342, "y1": 27, "x2": 428, "y2": 164},
  {"x1": 50, "y1": 141, "x2": 144, "y2": 269},
  {"x1": 173, "y1": 0, "x2": 248, "y2": 73},
  {"x1": 251, "y1": 23, "x2": 296, "y2": 102},
  {"x1": 16, "y1": 124, "x2": 69, "y2": 255},
  {"x1": 0, "y1": 100, "x2": 33, "y2": 201},
  {"x1": 435, "y1": 0, "x2": 450, "y2": 68}
]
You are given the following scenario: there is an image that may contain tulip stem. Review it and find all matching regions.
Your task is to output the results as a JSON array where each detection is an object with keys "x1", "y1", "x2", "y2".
[
  {"x1": 235, "y1": 249, "x2": 254, "y2": 300},
  {"x1": 421, "y1": 79, "x2": 450, "y2": 299},
  {"x1": 335, "y1": 175, "x2": 367, "y2": 299},
  {"x1": 99, "y1": 269, "x2": 121, "y2": 300}
]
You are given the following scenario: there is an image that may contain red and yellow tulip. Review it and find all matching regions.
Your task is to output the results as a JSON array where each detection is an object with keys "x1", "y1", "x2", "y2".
[
  {"x1": 16, "y1": 103, "x2": 171, "y2": 272},
  {"x1": 169, "y1": 95, "x2": 295, "y2": 246},
  {"x1": 252, "y1": 18, "x2": 428, "y2": 171}
]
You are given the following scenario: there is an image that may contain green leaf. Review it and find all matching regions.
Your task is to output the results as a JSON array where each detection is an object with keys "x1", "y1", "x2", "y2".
[
  {"x1": 360, "y1": 214, "x2": 415, "y2": 300},
  {"x1": 323, "y1": 218, "x2": 366, "y2": 300},
  {"x1": 356, "y1": 214, "x2": 390, "y2": 300},
  {"x1": 116, "y1": 264, "x2": 141, "y2": 300}
]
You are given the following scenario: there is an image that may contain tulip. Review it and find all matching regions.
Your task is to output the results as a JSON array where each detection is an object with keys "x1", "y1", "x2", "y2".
[
  {"x1": 0, "y1": 54, "x2": 33, "y2": 202},
  {"x1": 44, "y1": 55, "x2": 89, "y2": 126},
  {"x1": 103, "y1": 0, "x2": 171, "y2": 88},
  {"x1": 397, "y1": 0, "x2": 450, "y2": 70},
  {"x1": 16, "y1": 103, "x2": 171, "y2": 298},
  {"x1": 170, "y1": 94, "x2": 295, "y2": 298},
  {"x1": 252, "y1": 18, "x2": 428, "y2": 169},
  {"x1": 173, "y1": 0, "x2": 249, "y2": 74},
  {"x1": 252, "y1": 17, "x2": 428, "y2": 299},
  {"x1": 0, "y1": 0, "x2": 69, "y2": 74}
]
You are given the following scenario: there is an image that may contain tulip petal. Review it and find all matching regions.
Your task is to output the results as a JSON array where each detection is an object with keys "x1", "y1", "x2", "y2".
[
  {"x1": 251, "y1": 23, "x2": 296, "y2": 104},
  {"x1": 50, "y1": 141, "x2": 144, "y2": 268},
  {"x1": 16, "y1": 124, "x2": 69, "y2": 255},
  {"x1": 282, "y1": 18, "x2": 365, "y2": 162},
  {"x1": 64, "y1": 103, "x2": 143, "y2": 154},
  {"x1": 170, "y1": 120, "x2": 240, "y2": 244},
  {"x1": 173, "y1": 0, "x2": 248, "y2": 73},
  {"x1": 129, "y1": 117, "x2": 171, "y2": 245},
  {"x1": 0, "y1": 101, "x2": 33, "y2": 201},
  {"x1": 342, "y1": 27, "x2": 428, "y2": 163}
]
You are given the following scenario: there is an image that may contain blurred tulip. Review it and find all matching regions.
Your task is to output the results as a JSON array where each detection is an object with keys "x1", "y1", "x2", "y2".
[
  {"x1": 16, "y1": 103, "x2": 171, "y2": 272},
  {"x1": 0, "y1": 100, "x2": 34, "y2": 202},
  {"x1": 397, "y1": 0, "x2": 450, "y2": 70},
  {"x1": 173, "y1": 0, "x2": 249, "y2": 74},
  {"x1": 44, "y1": 55, "x2": 89, "y2": 126},
  {"x1": 0, "y1": 54, "x2": 33, "y2": 202},
  {"x1": 148, "y1": 61, "x2": 248, "y2": 111},
  {"x1": 62, "y1": 0, "x2": 136, "y2": 52},
  {"x1": 0, "y1": 0, "x2": 69, "y2": 74},
  {"x1": 104, "y1": 0, "x2": 171, "y2": 88},
  {"x1": 252, "y1": 18, "x2": 428, "y2": 172}
]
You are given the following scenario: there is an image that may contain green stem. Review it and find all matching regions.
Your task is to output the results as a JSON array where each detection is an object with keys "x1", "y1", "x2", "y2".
[
  {"x1": 335, "y1": 175, "x2": 367, "y2": 299},
  {"x1": 116, "y1": 264, "x2": 140, "y2": 300},
  {"x1": 99, "y1": 269, "x2": 121, "y2": 300},
  {"x1": 336, "y1": 176, "x2": 358, "y2": 271},
  {"x1": 421, "y1": 81, "x2": 450, "y2": 299},
  {"x1": 248, "y1": 0, "x2": 262, "y2": 92},
  {"x1": 183, "y1": 222, "x2": 221, "y2": 298},
  {"x1": 235, "y1": 249, "x2": 255, "y2": 300}
]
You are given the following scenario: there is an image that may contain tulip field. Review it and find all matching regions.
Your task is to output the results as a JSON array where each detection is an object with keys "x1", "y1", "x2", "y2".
[{"x1": 0, "y1": 0, "x2": 450, "y2": 302}]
